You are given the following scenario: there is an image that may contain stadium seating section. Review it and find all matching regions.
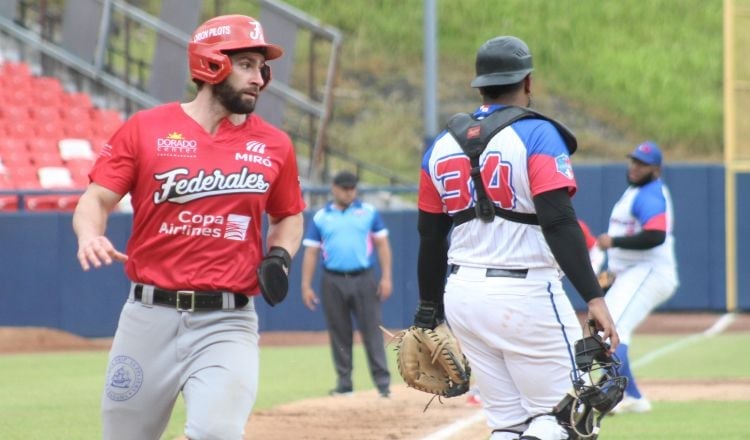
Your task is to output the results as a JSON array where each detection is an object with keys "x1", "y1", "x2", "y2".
[{"x1": 0, "y1": 61, "x2": 124, "y2": 211}]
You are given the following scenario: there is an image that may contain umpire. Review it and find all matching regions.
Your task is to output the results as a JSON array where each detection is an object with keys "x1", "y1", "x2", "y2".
[{"x1": 301, "y1": 171, "x2": 393, "y2": 398}]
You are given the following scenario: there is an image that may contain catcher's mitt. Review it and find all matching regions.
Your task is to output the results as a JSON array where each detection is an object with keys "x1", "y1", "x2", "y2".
[
  {"x1": 597, "y1": 271, "x2": 616, "y2": 293},
  {"x1": 391, "y1": 322, "x2": 470, "y2": 398}
]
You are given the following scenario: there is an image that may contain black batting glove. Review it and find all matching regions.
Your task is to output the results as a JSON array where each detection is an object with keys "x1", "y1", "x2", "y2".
[
  {"x1": 257, "y1": 246, "x2": 292, "y2": 307},
  {"x1": 413, "y1": 300, "x2": 444, "y2": 329}
]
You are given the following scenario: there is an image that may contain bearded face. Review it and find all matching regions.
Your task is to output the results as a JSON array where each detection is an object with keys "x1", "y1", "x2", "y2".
[
  {"x1": 213, "y1": 79, "x2": 257, "y2": 115},
  {"x1": 626, "y1": 159, "x2": 658, "y2": 186}
]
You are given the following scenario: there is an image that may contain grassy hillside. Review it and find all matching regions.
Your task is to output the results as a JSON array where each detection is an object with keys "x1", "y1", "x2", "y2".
[{"x1": 220, "y1": 0, "x2": 724, "y2": 181}]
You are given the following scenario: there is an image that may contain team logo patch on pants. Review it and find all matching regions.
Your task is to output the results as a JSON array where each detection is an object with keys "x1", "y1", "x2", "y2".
[{"x1": 105, "y1": 355, "x2": 144, "y2": 401}]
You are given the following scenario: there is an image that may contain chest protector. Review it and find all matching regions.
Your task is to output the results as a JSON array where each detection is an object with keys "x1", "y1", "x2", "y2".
[{"x1": 446, "y1": 105, "x2": 577, "y2": 227}]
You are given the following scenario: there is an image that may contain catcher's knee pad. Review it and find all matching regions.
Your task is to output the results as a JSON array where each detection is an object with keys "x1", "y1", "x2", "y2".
[{"x1": 522, "y1": 415, "x2": 569, "y2": 440}]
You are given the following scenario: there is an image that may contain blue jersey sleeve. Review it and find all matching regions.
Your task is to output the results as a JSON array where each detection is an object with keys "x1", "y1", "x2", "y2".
[
  {"x1": 371, "y1": 209, "x2": 387, "y2": 234},
  {"x1": 632, "y1": 180, "x2": 666, "y2": 224},
  {"x1": 303, "y1": 210, "x2": 323, "y2": 243}
]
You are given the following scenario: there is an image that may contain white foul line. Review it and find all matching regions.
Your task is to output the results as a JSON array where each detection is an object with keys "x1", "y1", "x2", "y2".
[
  {"x1": 419, "y1": 313, "x2": 737, "y2": 440},
  {"x1": 419, "y1": 411, "x2": 485, "y2": 440},
  {"x1": 632, "y1": 312, "x2": 736, "y2": 368}
]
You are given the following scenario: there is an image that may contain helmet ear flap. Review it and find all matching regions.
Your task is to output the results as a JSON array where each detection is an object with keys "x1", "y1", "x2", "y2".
[{"x1": 188, "y1": 43, "x2": 233, "y2": 84}]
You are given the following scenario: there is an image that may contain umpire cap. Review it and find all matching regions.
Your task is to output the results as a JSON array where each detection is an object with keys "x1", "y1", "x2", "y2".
[
  {"x1": 332, "y1": 170, "x2": 358, "y2": 188},
  {"x1": 471, "y1": 36, "x2": 533, "y2": 88}
]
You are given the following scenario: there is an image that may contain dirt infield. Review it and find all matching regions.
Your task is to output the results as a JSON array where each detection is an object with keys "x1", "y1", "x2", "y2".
[{"x1": 2, "y1": 313, "x2": 749, "y2": 440}]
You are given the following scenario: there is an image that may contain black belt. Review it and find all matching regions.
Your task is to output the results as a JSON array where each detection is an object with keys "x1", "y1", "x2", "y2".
[
  {"x1": 324, "y1": 267, "x2": 369, "y2": 277},
  {"x1": 450, "y1": 265, "x2": 528, "y2": 278},
  {"x1": 133, "y1": 284, "x2": 249, "y2": 311}
]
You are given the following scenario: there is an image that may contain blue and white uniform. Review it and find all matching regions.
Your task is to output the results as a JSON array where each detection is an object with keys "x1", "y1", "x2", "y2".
[
  {"x1": 419, "y1": 104, "x2": 582, "y2": 439},
  {"x1": 605, "y1": 179, "x2": 678, "y2": 344}
]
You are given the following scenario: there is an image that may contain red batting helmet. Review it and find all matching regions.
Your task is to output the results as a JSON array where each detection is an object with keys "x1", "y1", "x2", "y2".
[{"x1": 188, "y1": 15, "x2": 283, "y2": 87}]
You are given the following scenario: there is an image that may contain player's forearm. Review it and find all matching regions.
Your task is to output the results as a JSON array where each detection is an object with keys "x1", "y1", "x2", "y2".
[
  {"x1": 72, "y1": 185, "x2": 118, "y2": 243},
  {"x1": 611, "y1": 229, "x2": 666, "y2": 249},
  {"x1": 417, "y1": 210, "x2": 452, "y2": 303},
  {"x1": 534, "y1": 189, "x2": 603, "y2": 302},
  {"x1": 266, "y1": 212, "x2": 303, "y2": 257}
]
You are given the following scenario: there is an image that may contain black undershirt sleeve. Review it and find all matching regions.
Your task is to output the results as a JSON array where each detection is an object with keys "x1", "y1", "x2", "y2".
[
  {"x1": 417, "y1": 210, "x2": 453, "y2": 304},
  {"x1": 612, "y1": 229, "x2": 666, "y2": 249},
  {"x1": 533, "y1": 188, "x2": 603, "y2": 303}
]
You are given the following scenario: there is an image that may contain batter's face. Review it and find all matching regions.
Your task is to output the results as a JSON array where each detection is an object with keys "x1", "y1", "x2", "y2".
[
  {"x1": 214, "y1": 51, "x2": 266, "y2": 114},
  {"x1": 332, "y1": 185, "x2": 357, "y2": 209},
  {"x1": 626, "y1": 158, "x2": 659, "y2": 186}
]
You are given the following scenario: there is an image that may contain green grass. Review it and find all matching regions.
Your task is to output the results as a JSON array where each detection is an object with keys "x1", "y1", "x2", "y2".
[
  {"x1": 601, "y1": 401, "x2": 750, "y2": 439},
  {"x1": 0, "y1": 344, "x2": 403, "y2": 439},
  {"x1": 210, "y1": 0, "x2": 732, "y2": 184},
  {"x1": 1, "y1": 332, "x2": 748, "y2": 439}
]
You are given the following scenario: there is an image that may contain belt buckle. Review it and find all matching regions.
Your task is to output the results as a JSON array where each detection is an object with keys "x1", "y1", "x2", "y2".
[{"x1": 176, "y1": 290, "x2": 196, "y2": 312}]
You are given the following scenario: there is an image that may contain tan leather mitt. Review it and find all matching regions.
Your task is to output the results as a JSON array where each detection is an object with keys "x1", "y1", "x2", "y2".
[{"x1": 393, "y1": 322, "x2": 470, "y2": 398}]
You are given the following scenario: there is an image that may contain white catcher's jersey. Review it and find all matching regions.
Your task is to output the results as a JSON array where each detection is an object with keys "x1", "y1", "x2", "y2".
[
  {"x1": 606, "y1": 179, "x2": 677, "y2": 273},
  {"x1": 418, "y1": 104, "x2": 577, "y2": 270}
]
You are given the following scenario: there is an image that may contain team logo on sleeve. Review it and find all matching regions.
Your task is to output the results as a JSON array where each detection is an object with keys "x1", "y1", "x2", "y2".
[{"x1": 555, "y1": 154, "x2": 574, "y2": 179}]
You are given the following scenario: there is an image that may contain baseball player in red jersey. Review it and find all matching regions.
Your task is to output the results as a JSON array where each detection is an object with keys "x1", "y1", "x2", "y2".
[
  {"x1": 415, "y1": 36, "x2": 619, "y2": 440},
  {"x1": 72, "y1": 15, "x2": 304, "y2": 440}
]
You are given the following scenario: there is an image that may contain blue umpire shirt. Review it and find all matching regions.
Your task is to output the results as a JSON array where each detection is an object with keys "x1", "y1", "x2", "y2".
[{"x1": 303, "y1": 200, "x2": 389, "y2": 272}]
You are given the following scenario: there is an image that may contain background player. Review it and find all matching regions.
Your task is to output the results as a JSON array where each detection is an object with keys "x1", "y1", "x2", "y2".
[
  {"x1": 301, "y1": 170, "x2": 393, "y2": 398},
  {"x1": 72, "y1": 15, "x2": 304, "y2": 440},
  {"x1": 596, "y1": 141, "x2": 679, "y2": 414},
  {"x1": 415, "y1": 35, "x2": 618, "y2": 440}
]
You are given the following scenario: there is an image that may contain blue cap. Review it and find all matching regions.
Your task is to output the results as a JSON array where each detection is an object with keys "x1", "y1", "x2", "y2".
[{"x1": 627, "y1": 141, "x2": 662, "y2": 166}]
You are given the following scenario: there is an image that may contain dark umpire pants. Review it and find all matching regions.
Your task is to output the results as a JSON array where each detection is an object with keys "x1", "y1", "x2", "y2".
[{"x1": 321, "y1": 268, "x2": 390, "y2": 392}]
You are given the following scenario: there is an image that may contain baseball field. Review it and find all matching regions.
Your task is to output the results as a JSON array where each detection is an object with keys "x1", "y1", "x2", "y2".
[{"x1": 0, "y1": 312, "x2": 749, "y2": 439}]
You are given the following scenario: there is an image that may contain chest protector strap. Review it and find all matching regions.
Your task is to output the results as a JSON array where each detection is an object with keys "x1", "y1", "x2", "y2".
[{"x1": 446, "y1": 105, "x2": 577, "y2": 227}]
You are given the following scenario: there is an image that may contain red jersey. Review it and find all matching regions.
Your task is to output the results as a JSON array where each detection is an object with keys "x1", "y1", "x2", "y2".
[{"x1": 90, "y1": 102, "x2": 305, "y2": 294}]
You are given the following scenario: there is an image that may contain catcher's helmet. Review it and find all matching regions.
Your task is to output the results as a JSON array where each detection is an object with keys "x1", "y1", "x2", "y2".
[
  {"x1": 188, "y1": 15, "x2": 283, "y2": 86},
  {"x1": 471, "y1": 36, "x2": 533, "y2": 88}
]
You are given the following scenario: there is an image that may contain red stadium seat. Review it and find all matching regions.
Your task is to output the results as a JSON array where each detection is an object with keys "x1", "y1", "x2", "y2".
[
  {"x1": 0, "y1": 105, "x2": 32, "y2": 121},
  {"x1": 64, "y1": 92, "x2": 92, "y2": 109},
  {"x1": 31, "y1": 106, "x2": 63, "y2": 122},
  {"x1": 64, "y1": 120, "x2": 95, "y2": 138},
  {"x1": 66, "y1": 158, "x2": 94, "y2": 187},
  {"x1": 0, "y1": 138, "x2": 28, "y2": 153},
  {"x1": 0, "y1": 194, "x2": 19, "y2": 211},
  {"x1": 35, "y1": 119, "x2": 66, "y2": 139},
  {"x1": 92, "y1": 109, "x2": 124, "y2": 138},
  {"x1": 8, "y1": 166, "x2": 42, "y2": 189},
  {"x1": 61, "y1": 105, "x2": 92, "y2": 122},
  {"x1": 6, "y1": 120, "x2": 36, "y2": 139},
  {"x1": 1, "y1": 61, "x2": 32, "y2": 78},
  {"x1": 33, "y1": 151, "x2": 65, "y2": 167},
  {"x1": 24, "y1": 193, "x2": 81, "y2": 211},
  {"x1": 27, "y1": 138, "x2": 59, "y2": 153},
  {"x1": 0, "y1": 150, "x2": 33, "y2": 168}
]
